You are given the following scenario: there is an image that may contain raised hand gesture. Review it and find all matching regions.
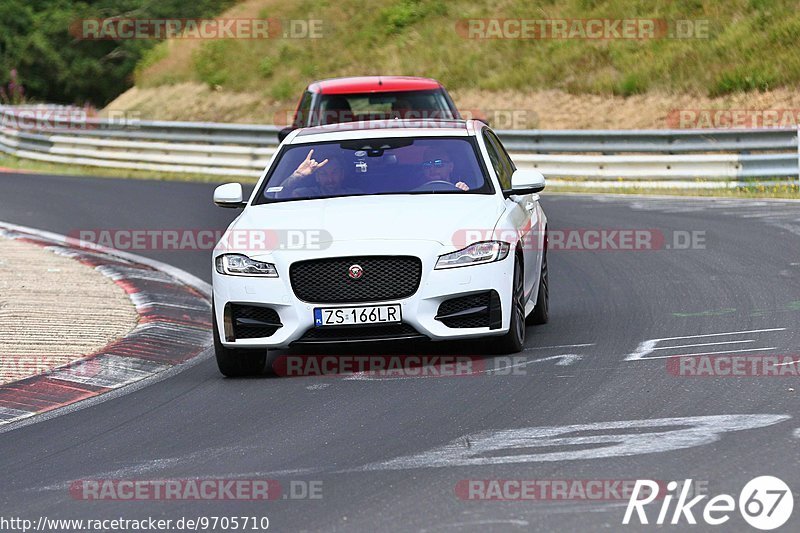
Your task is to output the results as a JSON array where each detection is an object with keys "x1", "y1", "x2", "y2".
[{"x1": 292, "y1": 149, "x2": 329, "y2": 177}]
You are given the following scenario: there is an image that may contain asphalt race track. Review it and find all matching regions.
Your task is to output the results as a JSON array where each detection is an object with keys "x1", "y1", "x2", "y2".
[{"x1": 1, "y1": 172, "x2": 799, "y2": 532}]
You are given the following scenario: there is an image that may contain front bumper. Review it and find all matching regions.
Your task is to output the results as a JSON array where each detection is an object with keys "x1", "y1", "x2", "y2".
[{"x1": 212, "y1": 241, "x2": 515, "y2": 349}]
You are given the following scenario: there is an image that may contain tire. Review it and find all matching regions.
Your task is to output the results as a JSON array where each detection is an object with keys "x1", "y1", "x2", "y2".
[
  {"x1": 495, "y1": 257, "x2": 526, "y2": 354},
  {"x1": 528, "y1": 247, "x2": 549, "y2": 325},
  {"x1": 213, "y1": 306, "x2": 267, "y2": 377}
]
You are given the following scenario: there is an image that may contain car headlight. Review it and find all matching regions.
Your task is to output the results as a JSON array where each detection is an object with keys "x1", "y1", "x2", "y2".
[
  {"x1": 435, "y1": 241, "x2": 510, "y2": 269},
  {"x1": 215, "y1": 254, "x2": 278, "y2": 277}
]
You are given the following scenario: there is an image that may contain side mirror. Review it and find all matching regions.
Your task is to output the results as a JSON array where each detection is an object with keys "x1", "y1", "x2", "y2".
[
  {"x1": 278, "y1": 126, "x2": 294, "y2": 143},
  {"x1": 213, "y1": 183, "x2": 246, "y2": 208},
  {"x1": 507, "y1": 168, "x2": 545, "y2": 196}
]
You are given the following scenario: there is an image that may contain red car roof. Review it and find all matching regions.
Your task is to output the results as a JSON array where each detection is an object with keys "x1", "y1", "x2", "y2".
[{"x1": 308, "y1": 76, "x2": 443, "y2": 95}]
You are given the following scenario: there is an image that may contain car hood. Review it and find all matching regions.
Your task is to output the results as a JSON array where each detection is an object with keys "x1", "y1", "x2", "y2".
[{"x1": 226, "y1": 194, "x2": 505, "y2": 249}]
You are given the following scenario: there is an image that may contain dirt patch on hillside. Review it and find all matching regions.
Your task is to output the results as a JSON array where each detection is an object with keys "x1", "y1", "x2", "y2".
[{"x1": 104, "y1": 82, "x2": 800, "y2": 130}]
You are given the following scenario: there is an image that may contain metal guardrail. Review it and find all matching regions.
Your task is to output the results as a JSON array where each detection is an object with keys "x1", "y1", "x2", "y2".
[
  {"x1": 497, "y1": 129, "x2": 798, "y2": 153},
  {"x1": 1, "y1": 104, "x2": 798, "y2": 183}
]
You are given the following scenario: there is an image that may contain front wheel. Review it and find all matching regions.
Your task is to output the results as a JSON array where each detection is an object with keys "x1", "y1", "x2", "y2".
[
  {"x1": 213, "y1": 307, "x2": 267, "y2": 377},
  {"x1": 495, "y1": 257, "x2": 526, "y2": 354}
]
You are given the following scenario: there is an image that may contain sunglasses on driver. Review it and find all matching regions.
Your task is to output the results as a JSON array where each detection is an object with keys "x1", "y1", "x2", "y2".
[{"x1": 422, "y1": 159, "x2": 452, "y2": 168}]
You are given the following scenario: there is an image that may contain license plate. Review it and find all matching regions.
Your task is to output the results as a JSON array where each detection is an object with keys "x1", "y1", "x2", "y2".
[{"x1": 314, "y1": 304, "x2": 401, "y2": 327}]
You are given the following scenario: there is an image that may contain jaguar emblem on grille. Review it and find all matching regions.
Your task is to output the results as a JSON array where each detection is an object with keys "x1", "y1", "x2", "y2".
[{"x1": 348, "y1": 264, "x2": 364, "y2": 279}]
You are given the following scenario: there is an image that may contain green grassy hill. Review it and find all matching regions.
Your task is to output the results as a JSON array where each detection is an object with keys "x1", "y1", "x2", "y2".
[{"x1": 135, "y1": 0, "x2": 800, "y2": 99}]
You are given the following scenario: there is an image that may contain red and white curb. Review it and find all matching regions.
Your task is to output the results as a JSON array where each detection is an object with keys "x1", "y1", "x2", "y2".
[{"x1": 0, "y1": 222, "x2": 212, "y2": 428}]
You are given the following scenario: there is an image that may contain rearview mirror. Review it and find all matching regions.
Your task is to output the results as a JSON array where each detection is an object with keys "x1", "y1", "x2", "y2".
[
  {"x1": 507, "y1": 168, "x2": 545, "y2": 196},
  {"x1": 278, "y1": 126, "x2": 294, "y2": 143},
  {"x1": 213, "y1": 183, "x2": 245, "y2": 208}
]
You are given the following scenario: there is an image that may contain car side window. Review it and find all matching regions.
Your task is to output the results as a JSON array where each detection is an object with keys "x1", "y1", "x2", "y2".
[
  {"x1": 487, "y1": 130, "x2": 516, "y2": 174},
  {"x1": 482, "y1": 130, "x2": 512, "y2": 190},
  {"x1": 293, "y1": 91, "x2": 313, "y2": 127}
]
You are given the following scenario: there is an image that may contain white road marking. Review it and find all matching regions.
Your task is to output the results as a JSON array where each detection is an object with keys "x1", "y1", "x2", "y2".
[
  {"x1": 651, "y1": 340, "x2": 754, "y2": 351},
  {"x1": 485, "y1": 354, "x2": 582, "y2": 373},
  {"x1": 420, "y1": 519, "x2": 530, "y2": 531},
  {"x1": 29, "y1": 446, "x2": 310, "y2": 492},
  {"x1": 345, "y1": 374, "x2": 380, "y2": 381},
  {"x1": 793, "y1": 428, "x2": 800, "y2": 439},
  {"x1": 524, "y1": 343, "x2": 595, "y2": 350},
  {"x1": 355, "y1": 414, "x2": 789, "y2": 471},
  {"x1": 625, "y1": 328, "x2": 786, "y2": 361},
  {"x1": 344, "y1": 353, "x2": 584, "y2": 381},
  {"x1": 343, "y1": 370, "x2": 452, "y2": 382},
  {"x1": 631, "y1": 347, "x2": 778, "y2": 360},
  {"x1": 644, "y1": 328, "x2": 783, "y2": 343}
]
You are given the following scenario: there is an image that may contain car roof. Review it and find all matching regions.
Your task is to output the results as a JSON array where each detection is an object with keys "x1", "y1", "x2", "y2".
[
  {"x1": 307, "y1": 76, "x2": 444, "y2": 95},
  {"x1": 287, "y1": 119, "x2": 483, "y2": 143}
]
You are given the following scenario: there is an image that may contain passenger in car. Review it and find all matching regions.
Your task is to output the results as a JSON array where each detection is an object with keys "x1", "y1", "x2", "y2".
[
  {"x1": 421, "y1": 147, "x2": 470, "y2": 191},
  {"x1": 279, "y1": 149, "x2": 363, "y2": 198}
]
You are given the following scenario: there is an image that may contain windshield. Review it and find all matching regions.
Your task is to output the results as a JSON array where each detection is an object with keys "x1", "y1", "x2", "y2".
[
  {"x1": 313, "y1": 90, "x2": 454, "y2": 125},
  {"x1": 254, "y1": 137, "x2": 493, "y2": 203}
]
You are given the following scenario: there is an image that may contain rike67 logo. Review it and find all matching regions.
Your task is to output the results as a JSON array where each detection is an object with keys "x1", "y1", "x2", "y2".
[{"x1": 624, "y1": 476, "x2": 793, "y2": 530}]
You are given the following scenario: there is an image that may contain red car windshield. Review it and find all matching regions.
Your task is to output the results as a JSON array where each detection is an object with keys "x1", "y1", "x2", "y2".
[{"x1": 311, "y1": 90, "x2": 455, "y2": 125}]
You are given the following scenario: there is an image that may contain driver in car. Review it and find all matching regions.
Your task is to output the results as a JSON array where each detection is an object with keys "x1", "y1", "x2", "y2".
[
  {"x1": 421, "y1": 148, "x2": 470, "y2": 191},
  {"x1": 279, "y1": 149, "x2": 362, "y2": 198}
]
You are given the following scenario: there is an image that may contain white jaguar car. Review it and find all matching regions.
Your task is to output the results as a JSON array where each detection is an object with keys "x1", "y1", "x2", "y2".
[{"x1": 211, "y1": 119, "x2": 548, "y2": 376}]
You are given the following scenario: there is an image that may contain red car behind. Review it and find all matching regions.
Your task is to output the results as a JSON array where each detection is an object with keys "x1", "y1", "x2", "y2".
[{"x1": 279, "y1": 76, "x2": 461, "y2": 140}]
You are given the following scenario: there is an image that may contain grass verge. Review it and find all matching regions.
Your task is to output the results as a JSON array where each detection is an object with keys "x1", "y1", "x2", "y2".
[
  {"x1": 547, "y1": 184, "x2": 800, "y2": 199},
  {"x1": 0, "y1": 153, "x2": 258, "y2": 184}
]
